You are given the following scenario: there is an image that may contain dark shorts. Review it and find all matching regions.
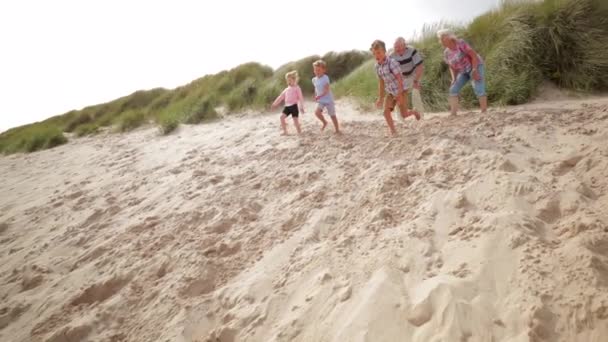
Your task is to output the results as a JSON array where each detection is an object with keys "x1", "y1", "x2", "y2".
[
  {"x1": 282, "y1": 104, "x2": 299, "y2": 118},
  {"x1": 385, "y1": 94, "x2": 402, "y2": 112}
]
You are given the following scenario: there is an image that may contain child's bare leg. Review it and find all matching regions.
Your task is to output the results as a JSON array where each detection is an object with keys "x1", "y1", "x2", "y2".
[
  {"x1": 315, "y1": 108, "x2": 328, "y2": 131},
  {"x1": 280, "y1": 114, "x2": 288, "y2": 135},
  {"x1": 479, "y1": 96, "x2": 488, "y2": 113},
  {"x1": 403, "y1": 90, "x2": 422, "y2": 120},
  {"x1": 384, "y1": 97, "x2": 397, "y2": 136},
  {"x1": 384, "y1": 110, "x2": 397, "y2": 136},
  {"x1": 330, "y1": 115, "x2": 340, "y2": 134},
  {"x1": 449, "y1": 96, "x2": 459, "y2": 116},
  {"x1": 293, "y1": 117, "x2": 302, "y2": 134},
  {"x1": 399, "y1": 91, "x2": 412, "y2": 118}
]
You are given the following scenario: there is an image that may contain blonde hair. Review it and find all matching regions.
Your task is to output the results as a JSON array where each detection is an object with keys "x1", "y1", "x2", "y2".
[
  {"x1": 285, "y1": 71, "x2": 299, "y2": 83},
  {"x1": 313, "y1": 60, "x2": 327, "y2": 69},
  {"x1": 437, "y1": 29, "x2": 457, "y2": 40},
  {"x1": 370, "y1": 39, "x2": 386, "y2": 52}
]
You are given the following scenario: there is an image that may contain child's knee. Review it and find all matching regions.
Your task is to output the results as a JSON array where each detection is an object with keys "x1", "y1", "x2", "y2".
[
  {"x1": 473, "y1": 83, "x2": 486, "y2": 97},
  {"x1": 449, "y1": 86, "x2": 461, "y2": 97}
]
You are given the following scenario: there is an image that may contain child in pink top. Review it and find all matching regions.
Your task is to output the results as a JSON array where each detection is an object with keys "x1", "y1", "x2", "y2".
[{"x1": 271, "y1": 71, "x2": 305, "y2": 135}]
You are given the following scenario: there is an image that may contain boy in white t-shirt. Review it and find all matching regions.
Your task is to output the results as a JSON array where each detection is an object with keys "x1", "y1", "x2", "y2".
[{"x1": 312, "y1": 60, "x2": 340, "y2": 134}]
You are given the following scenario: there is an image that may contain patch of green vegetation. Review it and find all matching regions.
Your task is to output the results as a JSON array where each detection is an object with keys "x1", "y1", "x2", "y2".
[
  {"x1": 116, "y1": 110, "x2": 146, "y2": 132},
  {"x1": 4, "y1": 0, "x2": 606, "y2": 154},
  {"x1": 0, "y1": 124, "x2": 67, "y2": 154},
  {"x1": 74, "y1": 123, "x2": 99, "y2": 137},
  {"x1": 157, "y1": 112, "x2": 180, "y2": 135}
]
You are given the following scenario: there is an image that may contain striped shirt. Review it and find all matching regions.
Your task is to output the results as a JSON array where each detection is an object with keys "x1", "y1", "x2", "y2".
[
  {"x1": 390, "y1": 46, "x2": 423, "y2": 77},
  {"x1": 375, "y1": 57, "x2": 402, "y2": 96}
]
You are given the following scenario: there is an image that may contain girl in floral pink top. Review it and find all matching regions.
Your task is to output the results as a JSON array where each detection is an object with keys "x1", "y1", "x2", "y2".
[
  {"x1": 271, "y1": 71, "x2": 305, "y2": 135},
  {"x1": 438, "y1": 29, "x2": 488, "y2": 116}
]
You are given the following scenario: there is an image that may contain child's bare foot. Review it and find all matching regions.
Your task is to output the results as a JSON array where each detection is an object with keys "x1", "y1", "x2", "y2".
[
  {"x1": 411, "y1": 110, "x2": 421, "y2": 120},
  {"x1": 281, "y1": 131, "x2": 289, "y2": 136},
  {"x1": 321, "y1": 122, "x2": 328, "y2": 131}
]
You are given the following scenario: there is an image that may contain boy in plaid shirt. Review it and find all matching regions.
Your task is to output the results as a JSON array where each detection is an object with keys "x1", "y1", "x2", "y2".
[{"x1": 371, "y1": 40, "x2": 420, "y2": 136}]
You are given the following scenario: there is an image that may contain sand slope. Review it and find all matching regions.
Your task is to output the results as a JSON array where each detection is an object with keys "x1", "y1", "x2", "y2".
[{"x1": 1, "y1": 98, "x2": 608, "y2": 342}]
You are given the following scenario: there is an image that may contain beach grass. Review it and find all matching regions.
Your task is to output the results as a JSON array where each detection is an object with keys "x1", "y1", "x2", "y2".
[{"x1": 2, "y1": 0, "x2": 607, "y2": 154}]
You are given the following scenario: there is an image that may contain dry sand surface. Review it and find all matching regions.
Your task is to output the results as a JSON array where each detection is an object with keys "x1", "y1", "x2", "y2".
[{"x1": 1, "y1": 98, "x2": 608, "y2": 342}]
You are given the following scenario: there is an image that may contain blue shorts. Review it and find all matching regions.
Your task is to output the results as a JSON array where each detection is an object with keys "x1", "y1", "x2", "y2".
[
  {"x1": 450, "y1": 64, "x2": 486, "y2": 97},
  {"x1": 316, "y1": 102, "x2": 336, "y2": 117}
]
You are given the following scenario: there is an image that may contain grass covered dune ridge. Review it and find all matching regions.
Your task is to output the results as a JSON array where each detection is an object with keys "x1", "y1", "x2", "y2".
[
  {"x1": 0, "y1": 50, "x2": 371, "y2": 154},
  {"x1": 334, "y1": 0, "x2": 608, "y2": 111},
  {"x1": 2, "y1": 0, "x2": 608, "y2": 154}
]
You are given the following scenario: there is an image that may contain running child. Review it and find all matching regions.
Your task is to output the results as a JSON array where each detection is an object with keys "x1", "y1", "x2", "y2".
[{"x1": 271, "y1": 71, "x2": 305, "y2": 135}]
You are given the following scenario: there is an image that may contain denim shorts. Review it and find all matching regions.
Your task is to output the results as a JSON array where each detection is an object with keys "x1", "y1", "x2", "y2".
[
  {"x1": 316, "y1": 102, "x2": 336, "y2": 117},
  {"x1": 449, "y1": 64, "x2": 486, "y2": 97}
]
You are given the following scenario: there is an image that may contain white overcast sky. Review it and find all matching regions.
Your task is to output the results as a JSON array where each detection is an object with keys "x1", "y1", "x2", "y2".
[{"x1": 0, "y1": 0, "x2": 499, "y2": 131}]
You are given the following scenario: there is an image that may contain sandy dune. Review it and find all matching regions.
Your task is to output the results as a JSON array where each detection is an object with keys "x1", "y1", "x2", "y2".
[{"x1": 1, "y1": 98, "x2": 608, "y2": 342}]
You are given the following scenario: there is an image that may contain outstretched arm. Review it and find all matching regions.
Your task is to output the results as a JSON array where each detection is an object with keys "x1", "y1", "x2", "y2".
[{"x1": 272, "y1": 89, "x2": 286, "y2": 109}]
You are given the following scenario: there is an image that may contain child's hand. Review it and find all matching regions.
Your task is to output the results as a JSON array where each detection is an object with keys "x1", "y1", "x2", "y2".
[
  {"x1": 472, "y1": 69, "x2": 481, "y2": 81},
  {"x1": 375, "y1": 98, "x2": 383, "y2": 109}
]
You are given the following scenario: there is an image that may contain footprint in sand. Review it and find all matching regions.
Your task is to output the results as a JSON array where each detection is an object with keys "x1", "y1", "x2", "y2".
[
  {"x1": 205, "y1": 241, "x2": 242, "y2": 258},
  {"x1": 70, "y1": 275, "x2": 130, "y2": 307},
  {"x1": 498, "y1": 159, "x2": 518, "y2": 172},
  {"x1": 553, "y1": 154, "x2": 584, "y2": 176},
  {"x1": 46, "y1": 323, "x2": 93, "y2": 342},
  {"x1": 0, "y1": 303, "x2": 30, "y2": 330},
  {"x1": 206, "y1": 326, "x2": 237, "y2": 342},
  {"x1": 20, "y1": 273, "x2": 44, "y2": 292},
  {"x1": 537, "y1": 196, "x2": 561, "y2": 224},
  {"x1": 208, "y1": 218, "x2": 235, "y2": 234},
  {"x1": 0, "y1": 222, "x2": 8, "y2": 235},
  {"x1": 179, "y1": 270, "x2": 217, "y2": 298},
  {"x1": 450, "y1": 263, "x2": 471, "y2": 278},
  {"x1": 209, "y1": 175, "x2": 225, "y2": 185}
]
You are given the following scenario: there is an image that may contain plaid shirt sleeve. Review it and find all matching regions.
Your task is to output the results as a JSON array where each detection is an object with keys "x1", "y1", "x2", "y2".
[{"x1": 390, "y1": 59, "x2": 401, "y2": 76}]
